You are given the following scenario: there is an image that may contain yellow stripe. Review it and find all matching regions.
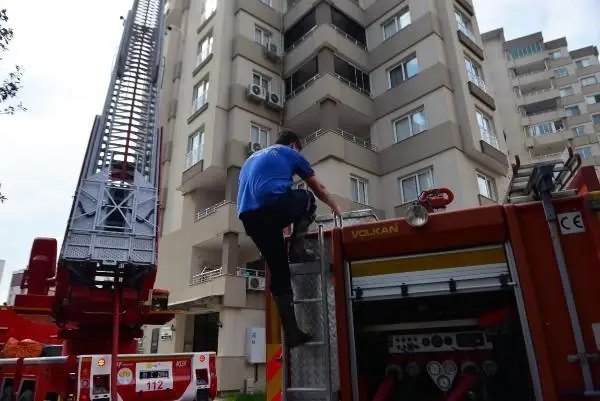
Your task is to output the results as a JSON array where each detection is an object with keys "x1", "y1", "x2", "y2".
[{"x1": 351, "y1": 247, "x2": 507, "y2": 278}]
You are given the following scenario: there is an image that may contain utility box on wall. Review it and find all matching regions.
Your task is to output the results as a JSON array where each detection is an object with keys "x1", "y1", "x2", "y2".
[{"x1": 246, "y1": 327, "x2": 266, "y2": 364}]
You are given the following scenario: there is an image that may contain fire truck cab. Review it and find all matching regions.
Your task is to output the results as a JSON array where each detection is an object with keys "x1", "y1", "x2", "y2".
[{"x1": 0, "y1": 352, "x2": 216, "y2": 401}]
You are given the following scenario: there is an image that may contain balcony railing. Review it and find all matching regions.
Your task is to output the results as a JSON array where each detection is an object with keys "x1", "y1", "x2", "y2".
[
  {"x1": 195, "y1": 200, "x2": 234, "y2": 222},
  {"x1": 330, "y1": 24, "x2": 367, "y2": 49},
  {"x1": 301, "y1": 128, "x2": 378, "y2": 151},
  {"x1": 532, "y1": 152, "x2": 564, "y2": 162},
  {"x1": 190, "y1": 266, "x2": 265, "y2": 286},
  {"x1": 522, "y1": 87, "x2": 555, "y2": 97},
  {"x1": 284, "y1": 25, "x2": 317, "y2": 53},
  {"x1": 480, "y1": 128, "x2": 499, "y2": 149},
  {"x1": 467, "y1": 72, "x2": 487, "y2": 92},
  {"x1": 285, "y1": 73, "x2": 320, "y2": 99},
  {"x1": 186, "y1": 146, "x2": 203, "y2": 169},
  {"x1": 334, "y1": 73, "x2": 371, "y2": 97}
]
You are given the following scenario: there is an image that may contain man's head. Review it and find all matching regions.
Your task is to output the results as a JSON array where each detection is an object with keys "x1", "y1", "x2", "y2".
[{"x1": 276, "y1": 130, "x2": 302, "y2": 151}]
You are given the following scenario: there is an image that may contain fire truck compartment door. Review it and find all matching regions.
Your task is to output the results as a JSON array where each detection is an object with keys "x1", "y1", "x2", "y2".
[{"x1": 350, "y1": 245, "x2": 511, "y2": 300}]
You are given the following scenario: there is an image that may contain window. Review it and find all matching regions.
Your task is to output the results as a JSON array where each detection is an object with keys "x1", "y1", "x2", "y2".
[
  {"x1": 559, "y1": 87, "x2": 573, "y2": 97},
  {"x1": 527, "y1": 120, "x2": 564, "y2": 137},
  {"x1": 250, "y1": 124, "x2": 270, "y2": 149},
  {"x1": 593, "y1": 114, "x2": 600, "y2": 125},
  {"x1": 476, "y1": 110, "x2": 499, "y2": 149},
  {"x1": 455, "y1": 8, "x2": 474, "y2": 39},
  {"x1": 465, "y1": 57, "x2": 486, "y2": 91},
  {"x1": 506, "y1": 42, "x2": 542, "y2": 60},
  {"x1": 334, "y1": 56, "x2": 371, "y2": 94},
  {"x1": 284, "y1": 9, "x2": 316, "y2": 51},
  {"x1": 554, "y1": 68, "x2": 568, "y2": 78},
  {"x1": 572, "y1": 126, "x2": 588, "y2": 136},
  {"x1": 581, "y1": 76, "x2": 599, "y2": 87},
  {"x1": 350, "y1": 176, "x2": 369, "y2": 204},
  {"x1": 254, "y1": 26, "x2": 271, "y2": 46},
  {"x1": 186, "y1": 130, "x2": 204, "y2": 168},
  {"x1": 477, "y1": 173, "x2": 496, "y2": 200},
  {"x1": 331, "y1": 8, "x2": 366, "y2": 47},
  {"x1": 586, "y1": 94, "x2": 600, "y2": 105},
  {"x1": 259, "y1": 0, "x2": 272, "y2": 6},
  {"x1": 192, "y1": 79, "x2": 209, "y2": 112},
  {"x1": 284, "y1": 56, "x2": 318, "y2": 98},
  {"x1": 549, "y1": 50, "x2": 561, "y2": 60},
  {"x1": 399, "y1": 169, "x2": 433, "y2": 204},
  {"x1": 566, "y1": 106, "x2": 581, "y2": 117},
  {"x1": 388, "y1": 54, "x2": 419, "y2": 88},
  {"x1": 576, "y1": 59, "x2": 592, "y2": 69},
  {"x1": 197, "y1": 34, "x2": 213, "y2": 66},
  {"x1": 382, "y1": 8, "x2": 411, "y2": 40},
  {"x1": 393, "y1": 109, "x2": 427, "y2": 142},
  {"x1": 576, "y1": 146, "x2": 592, "y2": 159},
  {"x1": 203, "y1": 0, "x2": 217, "y2": 20},
  {"x1": 252, "y1": 72, "x2": 270, "y2": 91}
]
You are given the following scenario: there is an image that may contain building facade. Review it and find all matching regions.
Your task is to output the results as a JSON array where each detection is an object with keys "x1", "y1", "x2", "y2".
[
  {"x1": 6, "y1": 269, "x2": 25, "y2": 306},
  {"x1": 152, "y1": 0, "x2": 511, "y2": 392},
  {"x1": 482, "y1": 29, "x2": 600, "y2": 172}
]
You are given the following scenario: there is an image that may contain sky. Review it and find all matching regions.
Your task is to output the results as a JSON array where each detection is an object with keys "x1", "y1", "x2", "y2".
[{"x1": 0, "y1": 0, "x2": 599, "y2": 301}]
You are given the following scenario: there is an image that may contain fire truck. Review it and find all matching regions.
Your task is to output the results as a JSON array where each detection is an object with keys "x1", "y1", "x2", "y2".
[
  {"x1": 0, "y1": 0, "x2": 216, "y2": 400},
  {"x1": 266, "y1": 150, "x2": 600, "y2": 401}
]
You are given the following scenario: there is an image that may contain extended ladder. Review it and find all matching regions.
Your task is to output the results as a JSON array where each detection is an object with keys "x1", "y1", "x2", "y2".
[{"x1": 282, "y1": 210, "x2": 378, "y2": 401}]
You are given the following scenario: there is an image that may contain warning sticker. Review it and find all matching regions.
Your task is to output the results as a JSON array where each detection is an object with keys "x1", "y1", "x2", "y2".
[{"x1": 117, "y1": 368, "x2": 133, "y2": 385}]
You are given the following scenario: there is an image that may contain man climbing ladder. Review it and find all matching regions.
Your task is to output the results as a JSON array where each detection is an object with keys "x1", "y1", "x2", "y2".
[{"x1": 237, "y1": 130, "x2": 342, "y2": 348}]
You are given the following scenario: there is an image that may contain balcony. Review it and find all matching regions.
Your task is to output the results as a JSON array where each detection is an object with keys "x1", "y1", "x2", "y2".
[
  {"x1": 521, "y1": 88, "x2": 558, "y2": 105},
  {"x1": 525, "y1": 129, "x2": 573, "y2": 153},
  {"x1": 522, "y1": 108, "x2": 567, "y2": 126},
  {"x1": 190, "y1": 267, "x2": 264, "y2": 286},
  {"x1": 191, "y1": 201, "x2": 244, "y2": 248},
  {"x1": 301, "y1": 128, "x2": 379, "y2": 174},
  {"x1": 284, "y1": 24, "x2": 368, "y2": 76},
  {"x1": 285, "y1": 73, "x2": 373, "y2": 132}
]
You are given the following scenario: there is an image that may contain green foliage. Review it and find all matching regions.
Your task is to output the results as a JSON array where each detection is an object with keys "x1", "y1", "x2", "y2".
[
  {"x1": 0, "y1": 8, "x2": 26, "y2": 115},
  {"x1": 226, "y1": 393, "x2": 266, "y2": 401}
]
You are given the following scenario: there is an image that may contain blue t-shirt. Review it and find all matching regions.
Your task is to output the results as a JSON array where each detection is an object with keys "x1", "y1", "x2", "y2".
[{"x1": 237, "y1": 145, "x2": 315, "y2": 215}]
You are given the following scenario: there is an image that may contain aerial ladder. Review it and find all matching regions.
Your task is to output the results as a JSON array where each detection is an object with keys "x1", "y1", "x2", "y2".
[{"x1": 11, "y1": 0, "x2": 174, "y2": 399}]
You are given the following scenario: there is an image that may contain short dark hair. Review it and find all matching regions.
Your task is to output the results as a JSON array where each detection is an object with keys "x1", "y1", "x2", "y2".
[{"x1": 276, "y1": 130, "x2": 302, "y2": 150}]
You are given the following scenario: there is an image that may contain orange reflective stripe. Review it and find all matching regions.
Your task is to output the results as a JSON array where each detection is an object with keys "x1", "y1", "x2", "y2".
[{"x1": 266, "y1": 344, "x2": 282, "y2": 401}]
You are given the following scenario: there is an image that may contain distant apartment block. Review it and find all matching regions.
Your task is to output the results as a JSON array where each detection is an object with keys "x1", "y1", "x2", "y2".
[
  {"x1": 483, "y1": 29, "x2": 600, "y2": 173},
  {"x1": 6, "y1": 269, "x2": 25, "y2": 306}
]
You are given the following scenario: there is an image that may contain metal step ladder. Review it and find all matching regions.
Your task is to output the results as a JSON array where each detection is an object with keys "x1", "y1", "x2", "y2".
[
  {"x1": 282, "y1": 210, "x2": 379, "y2": 401},
  {"x1": 504, "y1": 147, "x2": 582, "y2": 204}
]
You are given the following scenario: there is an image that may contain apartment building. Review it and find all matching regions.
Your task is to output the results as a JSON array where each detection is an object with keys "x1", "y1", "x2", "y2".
[
  {"x1": 152, "y1": 0, "x2": 511, "y2": 392},
  {"x1": 6, "y1": 269, "x2": 25, "y2": 306},
  {"x1": 482, "y1": 29, "x2": 600, "y2": 173}
]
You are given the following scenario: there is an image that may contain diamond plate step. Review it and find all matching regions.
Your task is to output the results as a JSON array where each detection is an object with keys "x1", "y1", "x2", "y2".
[{"x1": 294, "y1": 298, "x2": 322, "y2": 304}]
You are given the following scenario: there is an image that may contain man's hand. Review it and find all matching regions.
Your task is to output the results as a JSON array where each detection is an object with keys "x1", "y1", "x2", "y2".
[
  {"x1": 330, "y1": 203, "x2": 342, "y2": 217},
  {"x1": 304, "y1": 175, "x2": 342, "y2": 217}
]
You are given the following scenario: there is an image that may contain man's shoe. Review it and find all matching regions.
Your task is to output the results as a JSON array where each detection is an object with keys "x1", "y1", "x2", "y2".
[
  {"x1": 273, "y1": 293, "x2": 313, "y2": 348},
  {"x1": 289, "y1": 236, "x2": 318, "y2": 263}
]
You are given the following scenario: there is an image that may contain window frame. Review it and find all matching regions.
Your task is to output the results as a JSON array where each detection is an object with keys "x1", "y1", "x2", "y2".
[
  {"x1": 192, "y1": 79, "x2": 210, "y2": 111},
  {"x1": 203, "y1": 0, "x2": 217, "y2": 20},
  {"x1": 392, "y1": 108, "x2": 428, "y2": 143},
  {"x1": 581, "y1": 75, "x2": 599, "y2": 87},
  {"x1": 575, "y1": 146, "x2": 593, "y2": 159},
  {"x1": 186, "y1": 129, "x2": 205, "y2": 168},
  {"x1": 254, "y1": 25, "x2": 272, "y2": 46},
  {"x1": 259, "y1": 0, "x2": 273, "y2": 6},
  {"x1": 387, "y1": 53, "x2": 419, "y2": 88},
  {"x1": 454, "y1": 8, "x2": 474, "y2": 39},
  {"x1": 572, "y1": 126, "x2": 588, "y2": 137},
  {"x1": 350, "y1": 175, "x2": 369, "y2": 205},
  {"x1": 549, "y1": 50, "x2": 561, "y2": 60},
  {"x1": 250, "y1": 123, "x2": 270, "y2": 149},
  {"x1": 465, "y1": 56, "x2": 486, "y2": 92},
  {"x1": 475, "y1": 109, "x2": 499, "y2": 148},
  {"x1": 592, "y1": 114, "x2": 600, "y2": 125},
  {"x1": 559, "y1": 86, "x2": 573, "y2": 97},
  {"x1": 586, "y1": 94, "x2": 600, "y2": 105},
  {"x1": 554, "y1": 68, "x2": 569, "y2": 78},
  {"x1": 566, "y1": 105, "x2": 581, "y2": 117},
  {"x1": 197, "y1": 33, "x2": 214, "y2": 66},
  {"x1": 398, "y1": 168, "x2": 434, "y2": 204},
  {"x1": 381, "y1": 8, "x2": 411, "y2": 40},
  {"x1": 476, "y1": 172, "x2": 496, "y2": 201},
  {"x1": 576, "y1": 59, "x2": 592, "y2": 69},
  {"x1": 252, "y1": 71, "x2": 271, "y2": 91}
]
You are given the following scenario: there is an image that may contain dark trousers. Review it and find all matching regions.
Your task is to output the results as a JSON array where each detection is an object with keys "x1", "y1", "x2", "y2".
[{"x1": 240, "y1": 189, "x2": 317, "y2": 296}]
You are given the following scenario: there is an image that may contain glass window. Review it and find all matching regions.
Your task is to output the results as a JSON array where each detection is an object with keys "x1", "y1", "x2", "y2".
[
  {"x1": 350, "y1": 176, "x2": 369, "y2": 205},
  {"x1": 284, "y1": 56, "x2": 318, "y2": 98},
  {"x1": 254, "y1": 26, "x2": 271, "y2": 46},
  {"x1": 593, "y1": 114, "x2": 600, "y2": 125},
  {"x1": 477, "y1": 173, "x2": 495, "y2": 200},
  {"x1": 549, "y1": 51, "x2": 561, "y2": 60},
  {"x1": 250, "y1": 124, "x2": 270, "y2": 148},
  {"x1": 381, "y1": 8, "x2": 411, "y2": 40},
  {"x1": 506, "y1": 42, "x2": 542, "y2": 60},
  {"x1": 203, "y1": 0, "x2": 217, "y2": 20},
  {"x1": 566, "y1": 106, "x2": 581, "y2": 117},
  {"x1": 331, "y1": 8, "x2": 366, "y2": 48},
  {"x1": 393, "y1": 110, "x2": 427, "y2": 142},
  {"x1": 559, "y1": 87, "x2": 573, "y2": 97},
  {"x1": 284, "y1": 9, "x2": 316, "y2": 50},
  {"x1": 454, "y1": 9, "x2": 474, "y2": 39},
  {"x1": 334, "y1": 56, "x2": 370, "y2": 94},
  {"x1": 388, "y1": 54, "x2": 419, "y2": 88},
  {"x1": 465, "y1": 57, "x2": 486, "y2": 92},
  {"x1": 186, "y1": 130, "x2": 204, "y2": 168},
  {"x1": 197, "y1": 34, "x2": 213, "y2": 66},
  {"x1": 554, "y1": 68, "x2": 569, "y2": 78},
  {"x1": 586, "y1": 94, "x2": 600, "y2": 105},
  {"x1": 576, "y1": 146, "x2": 592, "y2": 159},
  {"x1": 576, "y1": 59, "x2": 592, "y2": 69},
  {"x1": 527, "y1": 120, "x2": 563, "y2": 137},
  {"x1": 572, "y1": 126, "x2": 587, "y2": 136},
  {"x1": 582, "y1": 76, "x2": 599, "y2": 87},
  {"x1": 193, "y1": 79, "x2": 209, "y2": 112},
  {"x1": 399, "y1": 169, "x2": 433, "y2": 204},
  {"x1": 475, "y1": 110, "x2": 498, "y2": 149},
  {"x1": 252, "y1": 72, "x2": 270, "y2": 91}
]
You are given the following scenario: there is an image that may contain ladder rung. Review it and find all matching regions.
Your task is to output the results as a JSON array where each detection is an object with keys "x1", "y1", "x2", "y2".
[
  {"x1": 294, "y1": 298, "x2": 322, "y2": 304},
  {"x1": 286, "y1": 388, "x2": 328, "y2": 394},
  {"x1": 303, "y1": 341, "x2": 325, "y2": 347},
  {"x1": 290, "y1": 261, "x2": 322, "y2": 276}
]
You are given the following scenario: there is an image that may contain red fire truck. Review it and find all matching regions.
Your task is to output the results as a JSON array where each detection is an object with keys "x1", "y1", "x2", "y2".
[{"x1": 266, "y1": 151, "x2": 600, "y2": 401}]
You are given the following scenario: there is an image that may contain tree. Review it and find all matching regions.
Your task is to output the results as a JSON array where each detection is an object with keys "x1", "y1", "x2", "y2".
[{"x1": 0, "y1": 8, "x2": 26, "y2": 115}]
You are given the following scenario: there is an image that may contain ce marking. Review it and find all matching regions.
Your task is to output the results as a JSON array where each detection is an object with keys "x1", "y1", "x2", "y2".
[{"x1": 557, "y1": 211, "x2": 586, "y2": 235}]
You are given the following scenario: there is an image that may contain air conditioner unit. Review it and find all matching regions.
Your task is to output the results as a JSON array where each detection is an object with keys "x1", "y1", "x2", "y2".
[
  {"x1": 247, "y1": 141, "x2": 262, "y2": 156},
  {"x1": 246, "y1": 84, "x2": 266, "y2": 103},
  {"x1": 247, "y1": 276, "x2": 266, "y2": 291},
  {"x1": 265, "y1": 91, "x2": 283, "y2": 110},
  {"x1": 264, "y1": 43, "x2": 281, "y2": 62}
]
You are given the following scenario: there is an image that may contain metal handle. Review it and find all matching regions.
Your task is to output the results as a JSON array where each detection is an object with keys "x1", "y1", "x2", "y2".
[{"x1": 334, "y1": 214, "x2": 343, "y2": 228}]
